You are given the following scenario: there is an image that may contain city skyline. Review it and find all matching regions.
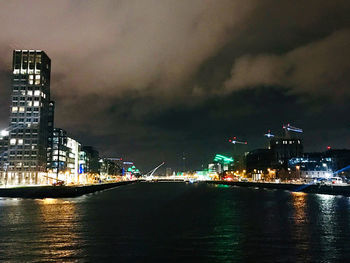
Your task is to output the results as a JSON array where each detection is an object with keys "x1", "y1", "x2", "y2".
[{"x1": 0, "y1": 1, "x2": 349, "y2": 170}]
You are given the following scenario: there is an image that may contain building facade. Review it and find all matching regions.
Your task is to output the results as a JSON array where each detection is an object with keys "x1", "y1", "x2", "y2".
[
  {"x1": 50, "y1": 128, "x2": 81, "y2": 180},
  {"x1": 7, "y1": 50, "x2": 52, "y2": 185},
  {"x1": 270, "y1": 138, "x2": 303, "y2": 167},
  {"x1": 81, "y1": 146, "x2": 100, "y2": 174}
]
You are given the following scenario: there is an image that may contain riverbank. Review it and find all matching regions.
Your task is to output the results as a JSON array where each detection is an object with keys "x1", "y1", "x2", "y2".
[
  {"x1": 0, "y1": 180, "x2": 135, "y2": 198},
  {"x1": 207, "y1": 180, "x2": 350, "y2": 196}
]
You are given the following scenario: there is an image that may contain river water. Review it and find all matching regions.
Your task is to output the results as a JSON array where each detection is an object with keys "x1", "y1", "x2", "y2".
[{"x1": 1, "y1": 182, "x2": 350, "y2": 262}]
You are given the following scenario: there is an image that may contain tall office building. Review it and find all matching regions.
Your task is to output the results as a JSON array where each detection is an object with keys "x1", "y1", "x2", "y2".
[{"x1": 7, "y1": 50, "x2": 52, "y2": 185}]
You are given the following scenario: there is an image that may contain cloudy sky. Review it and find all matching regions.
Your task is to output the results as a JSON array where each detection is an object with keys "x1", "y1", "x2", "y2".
[{"x1": 0, "y1": 0, "x2": 350, "y2": 171}]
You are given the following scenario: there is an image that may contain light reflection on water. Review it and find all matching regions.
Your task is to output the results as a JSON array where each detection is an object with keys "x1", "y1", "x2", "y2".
[
  {"x1": 35, "y1": 198, "x2": 82, "y2": 262},
  {"x1": 0, "y1": 198, "x2": 82, "y2": 262},
  {"x1": 1, "y1": 183, "x2": 350, "y2": 262}
]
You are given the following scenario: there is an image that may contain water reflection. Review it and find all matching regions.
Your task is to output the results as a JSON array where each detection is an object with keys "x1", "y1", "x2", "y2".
[
  {"x1": 290, "y1": 192, "x2": 311, "y2": 259},
  {"x1": 34, "y1": 198, "x2": 83, "y2": 261},
  {"x1": 291, "y1": 192, "x2": 308, "y2": 224},
  {"x1": 211, "y1": 198, "x2": 242, "y2": 262}
]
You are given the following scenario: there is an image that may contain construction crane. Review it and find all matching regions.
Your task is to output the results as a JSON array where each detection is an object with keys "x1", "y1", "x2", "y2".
[
  {"x1": 264, "y1": 130, "x2": 275, "y2": 138},
  {"x1": 228, "y1": 136, "x2": 248, "y2": 145},
  {"x1": 282, "y1": 124, "x2": 303, "y2": 133}
]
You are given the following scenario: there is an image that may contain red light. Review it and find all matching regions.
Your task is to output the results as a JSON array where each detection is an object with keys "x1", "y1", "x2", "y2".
[
  {"x1": 245, "y1": 142, "x2": 248, "y2": 144},
  {"x1": 229, "y1": 139, "x2": 232, "y2": 142},
  {"x1": 327, "y1": 146, "x2": 331, "y2": 150},
  {"x1": 233, "y1": 137, "x2": 236, "y2": 139}
]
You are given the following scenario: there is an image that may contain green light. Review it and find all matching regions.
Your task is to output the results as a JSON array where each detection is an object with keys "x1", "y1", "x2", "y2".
[{"x1": 213, "y1": 154, "x2": 234, "y2": 164}]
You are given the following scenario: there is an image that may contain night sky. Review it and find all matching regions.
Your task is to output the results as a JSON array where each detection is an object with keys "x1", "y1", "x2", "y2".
[{"x1": 0, "y1": 1, "x2": 350, "y2": 171}]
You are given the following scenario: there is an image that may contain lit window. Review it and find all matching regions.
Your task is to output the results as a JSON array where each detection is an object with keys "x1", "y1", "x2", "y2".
[
  {"x1": 35, "y1": 80, "x2": 40, "y2": 85},
  {"x1": 29, "y1": 80, "x2": 33, "y2": 85},
  {"x1": 27, "y1": 91, "x2": 33, "y2": 96},
  {"x1": 29, "y1": 75, "x2": 34, "y2": 80},
  {"x1": 34, "y1": 90, "x2": 40, "y2": 96},
  {"x1": 19, "y1": 107, "x2": 25, "y2": 112},
  {"x1": 35, "y1": 75, "x2": 40, "y2": 80},
  {"x1": 27, "y1": 101, "x2": 32, "y2": 106},
  {"x1": 10, "y1": 139, "x2": 16, "y2": 145},
  {"x1": 33, "y1": 101, "x2": 39, "y2": 107},
  {"x1": 12, "y1": 107, "x2": 18, "y2": 112}
]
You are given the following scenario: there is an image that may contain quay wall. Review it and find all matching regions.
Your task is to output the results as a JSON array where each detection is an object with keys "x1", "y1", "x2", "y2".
[
  {"x1": 0, "y1": 181, "x2": 135, "y2": 198},
  {"x1": 207, "y1": 181, "x2": 350, "y2": 196}
]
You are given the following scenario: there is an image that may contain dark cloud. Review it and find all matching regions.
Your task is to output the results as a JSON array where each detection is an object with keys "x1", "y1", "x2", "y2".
[{"x1": 0, "y1": 0, "x2": 349, "y2": 171}]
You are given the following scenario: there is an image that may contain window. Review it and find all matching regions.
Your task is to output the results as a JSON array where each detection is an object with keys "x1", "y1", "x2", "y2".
[
  {"x1": 33, "y1": 101, "x2": 39, "y2": 107},
  {"x1": 34, "y1": 90, "x2": 40, "y2": 96},
  {"x1": 10, "y1": 139, "x2": 16, "y2": 145},
  {"x1": 12, "y1": 107, "x2": 18, "y2": 112}
]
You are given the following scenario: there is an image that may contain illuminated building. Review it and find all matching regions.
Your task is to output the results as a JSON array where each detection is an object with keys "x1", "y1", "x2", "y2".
[
  {"x1": 289, "y1": 150, "x2": 350, "y2": 179},
  {"x1": 0, "y1": 131, "x2": 9, "y2": 178},
  {"x1": 213, "y1": 154, "x2": 234, "y2": 174},
  {"x1": 288, "y1": 154, "x2": 334, "y2": 179},
  {"x1": 6, "y1": 50, "x2": 53, "y2": 184},
  {"x1": 50, "y1": 128, "x2": 81, "y2": 177}
]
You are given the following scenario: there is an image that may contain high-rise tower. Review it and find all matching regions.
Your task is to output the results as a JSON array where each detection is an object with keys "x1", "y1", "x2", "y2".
[{"x1": 7, "y1": 50, "x2": 52, "y2": 184}]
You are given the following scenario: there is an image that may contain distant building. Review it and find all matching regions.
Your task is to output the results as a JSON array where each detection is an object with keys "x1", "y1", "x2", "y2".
[
  {"x1": 289, "y1": 153, "x2": 335, "y2": 179},
  {"x1": 81, "y1": 146, "x2": 100, "y2": 174},
  {"x1": 7, "y1": 50, "x2": 52, "y2": 184},
  {"x1": 99, "y1": 158, "x2": 123, "y2": 176},
  {"x1": 246, "y1": 149, "x2": 274, "y2": 174},
  {"x1": 324, "y1": 149, "x2": 350, "y2": 174},
  {"x1": 270, "y1": 138, "x2": 303, "y2": 167},
  {"x1": 288, "y1": 149, "x2": 350, "y2": 179},
  {"x1": 166, "y1": 167, "x2": 172, "y2": 177}
]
